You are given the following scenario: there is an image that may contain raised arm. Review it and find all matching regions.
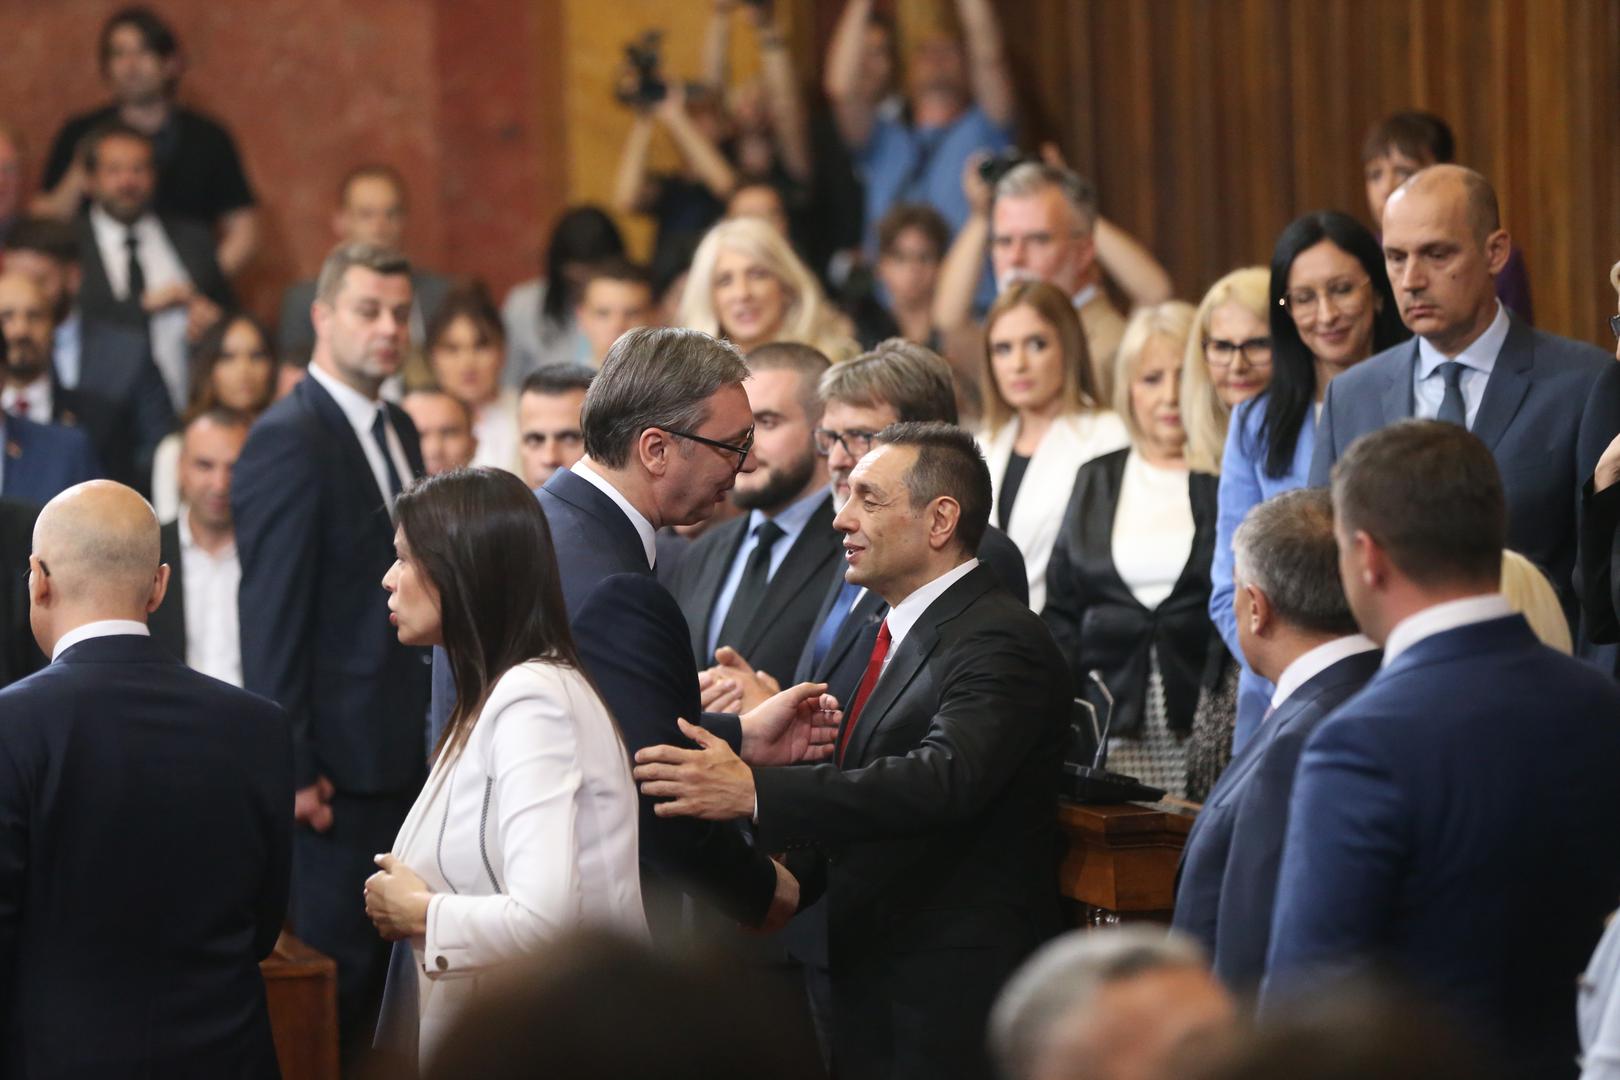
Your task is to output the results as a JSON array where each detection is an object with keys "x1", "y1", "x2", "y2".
[
  {"x1": 611, "y1": 114, "x2": 660, "y2": 215},
  {"x1": 215, "y1": 207, "x2": 260, "y2": 278},
  {"x1": 932, "y1": 154, "x2": 993, "y2": 332},
  {"x1": 752, "y1": 6, "x2": 813, "y2": 183},
  {"x1": 702, "y1": 0, "x2": 736, "y2": 90},
  {"x1": 955, "y1": 0, "x2": 1015, "y2": 127},
  {"x1": 824, "y1": 0, "x2": 879, "y2": 150},
  {"x1": 1094, "y1": 217, "x2": 1173, "y2": 307},
  {"x1": 654, "y1": 88, "x2": 739, "y2": 202}
]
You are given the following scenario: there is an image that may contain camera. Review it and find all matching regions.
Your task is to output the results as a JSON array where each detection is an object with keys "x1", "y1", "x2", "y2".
[
  {"x1": 615, "y1": 30, "x2": 668, "y2": 109},
  {"x1": 977, "y1": 149, "x2": 1036, "y2": 189}
]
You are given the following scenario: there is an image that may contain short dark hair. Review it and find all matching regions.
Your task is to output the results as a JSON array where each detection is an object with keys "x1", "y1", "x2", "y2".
[
  {"x1": 746, "y1": 342, "x2": 830, "y2": 423},
  {"x1": 877, "y1": 203, "x2": 950, "y2": 261},
  {"x1": 1361, "y1": 110, "x2": 1456, "y2": 166},
  {"x1": 1331, "y1": 420, "x2": 1504, "y2": 590},
  {"x1": 313, "y1": 242, "x2": 411, "y2": 306},
  {"x1": 579, "y1": 257, "x2": 653, "y2": 295},
  {"x1": 874, "y1": 421, "x2": 991, "y2": 555},
  {"x1": 582, "y1": 327, "x2": 748, "y2": 469},
  {"x1": 543, "y1": 206, "x2": 627, "y2": 326},
  {"x1": 182, "y1": 405, "x2": 252, "y2": 438},
  {"x1": 1233, "y1": 488, "x2": 1358, "y2": 636},
  {"x1": 819, "y1": 340, "x2": 959, "y2": 424},
  {"x1": 4, "y1": 217, "x2": 80, "y2": 263},
  {"x1": 403, "y1": 388, "x2": 474, "y2": 431},
  {"x1": 99, "y1": 7, "x2": 179, "y2": 74},
  {"x1": 426, "y1": 281, "x2": 505, "y2": 353},
  {"x1": 521, "y1": 363, "x2": 596, "y2": 398},
  {"x1": 337, "y1": 163, "x2": 408, "y2": 209},
  {"x1": 82, "y1": 120, "x2": 152, "y2": 172}
]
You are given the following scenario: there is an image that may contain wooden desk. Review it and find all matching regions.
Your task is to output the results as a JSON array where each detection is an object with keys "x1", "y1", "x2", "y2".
[
  {"x1": 1057, "y1": 800, "x2": 1195, "y2": 925},
  {"x1": 261, "y1": 931, "x2": 340, "y2": 1080}
]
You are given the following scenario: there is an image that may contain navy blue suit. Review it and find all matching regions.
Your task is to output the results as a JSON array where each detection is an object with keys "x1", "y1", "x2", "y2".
[
  {"x1": 1173, "y1": 645, "x2": 1380, "y2": 991},
  {"x1": 1266, "y1": 615, "x2": 1620, "y2": 1076},
  {"x1": 0, "y1": 634, "x2": 291, "y2": 1079},
  {"x1": 0, "y1": 414, "x2": 100, "y2": 507}
]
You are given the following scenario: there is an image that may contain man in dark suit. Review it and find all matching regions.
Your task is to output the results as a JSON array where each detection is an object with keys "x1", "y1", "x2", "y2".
[
  {"x1": 0, "y1": 479, "x2": 289, "y2": 1077},
  {"x1": 1172, "y1": 488, "x2": 1379, "y2": 992},
  {"x1": 0, "y1": 498, "x2": 43, "y2": 687},
  {"x1": 1268, "y1": 420, "x2": 1620, "y2": 1078},
  {"x1": 277, "y1": 165, "x2": 450, "y2": 367},
  {"x1": 1307, "y1": 165, "x2": 1611, "y2": 616},
  {"x1": 670, "y1": 343, "x2": 843, "y2": 709},
  {"x1": 636, "y1": 422, "x2": 1070, "y2": 1080},
  {"x1": 233, "y1": 242, "x2": 430, "y2": 1061},
  {"x1": 0, "y1": 412, "x2": 100, "y2": 507}
]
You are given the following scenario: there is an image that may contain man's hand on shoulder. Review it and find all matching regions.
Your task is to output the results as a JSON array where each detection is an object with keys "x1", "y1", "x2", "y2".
[{"x1": 633, "y1": 718, "x2": 757, "y2": 820}]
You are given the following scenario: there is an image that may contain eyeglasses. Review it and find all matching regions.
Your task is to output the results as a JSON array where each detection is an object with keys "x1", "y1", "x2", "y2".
[
  {"x1": 1609, "y1": 313, "x2": 1620, "y2": 340},
  {"x1": 1279, "y1": 278, "x2": 1372, "y2": 322},
  {"x1": 1204, "y1": 336, "x2": 1273, "y2": 368},
  {"x1": 22, "y1": 557, "x2": 48, "y2": 583},
  {"x1": 813, "y1": 427, "x2": 879, "y2": 459},
  {"x1": 663, "y1": 425, "x2": 754, "y2": 472}
]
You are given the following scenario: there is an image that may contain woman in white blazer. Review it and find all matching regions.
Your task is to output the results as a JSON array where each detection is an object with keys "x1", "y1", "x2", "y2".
[
  {"x1": 979, "y1": 281, "x2": 1130, "y2": 612},
  {"x1": 364, "y1": 467, "x2": 645, "y2": 1065}
]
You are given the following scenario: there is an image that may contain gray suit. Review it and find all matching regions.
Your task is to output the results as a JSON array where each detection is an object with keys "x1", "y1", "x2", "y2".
[
  {"x1": 276, "y1": 269, "x2": 451, "y2": 366},
  {"x1": 1309, "y1": 315, "x2": 1613, "y2": 610}
]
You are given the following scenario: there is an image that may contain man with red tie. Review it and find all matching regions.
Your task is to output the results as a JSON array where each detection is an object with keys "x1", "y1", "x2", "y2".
[{"x1": 634, "y1": 421, "x2": 1070, "y2": 1080}]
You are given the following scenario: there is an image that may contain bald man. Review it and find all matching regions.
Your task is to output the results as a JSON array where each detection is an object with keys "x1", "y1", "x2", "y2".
[
  {"x1": 1309, "y1": 164, "x2": 1613, "y2": 627},
  {"x1": 0, "y1": 480, "x2": 290, "y2": 1078}
]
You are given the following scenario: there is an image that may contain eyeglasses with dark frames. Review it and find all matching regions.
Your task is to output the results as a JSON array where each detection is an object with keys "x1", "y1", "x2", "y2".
[
  {"x1": 813, "y1": 428, "x2": 880, "y2": 459},
  {"x1": 1203, "y1": 336, "x2": 1274, "y2": 368},
  {"x1": 663, "y1": 425, "x2": 754, "y2": 472}
]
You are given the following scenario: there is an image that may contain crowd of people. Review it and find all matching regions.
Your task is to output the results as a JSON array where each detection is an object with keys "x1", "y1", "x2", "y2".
[{"x1": 3, "y1": 3, "x2": 1620, "y2": 1079}]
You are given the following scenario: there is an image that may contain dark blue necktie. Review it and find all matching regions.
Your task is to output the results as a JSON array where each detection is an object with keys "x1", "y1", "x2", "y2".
[
  {"x1": 811, "y1": 580, "x2": 863, "y2": 670},
  {"x1": 1436, "y1": 362, "x2": 1467, "y2": 428},
  {"x1": 371, "y1": 407, "x2": 404, "y2": 498}
]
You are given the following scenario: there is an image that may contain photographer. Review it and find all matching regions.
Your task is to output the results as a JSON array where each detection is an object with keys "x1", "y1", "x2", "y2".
[{"x1": 702, "y1": 0, "x2": 812, "y2": 194}]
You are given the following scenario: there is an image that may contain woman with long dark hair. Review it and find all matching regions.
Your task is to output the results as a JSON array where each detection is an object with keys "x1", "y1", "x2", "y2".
[
  {"x1": 501, "y1": 207, "x2": 627, "y2": 381},
  {"x1": 1209, "y1": 211, "x2": 1409, "y2": 755},
  {"x1": 364, "y1": 468, "x2": 644, "y2": 1063}
]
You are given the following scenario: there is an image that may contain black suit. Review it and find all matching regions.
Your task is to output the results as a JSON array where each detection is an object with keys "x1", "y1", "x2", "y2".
[
  {"x1": 756, "y1": 564, "x2": 1069, "y2": 1080},
  {"x1": 669, "y1": 492, "x2": 843, "y2": 678},
  {"x1": 75, "y1": 212, "x2": 233, "y2": 328},
  {"x1": 0, "y1": 500, "x2": 43, "y2": 689},
  {"x1": 150, "y1": 519, "x2": 186, "y2": 663},
  {"x1": 1043, "y1": 449, "x2": 1219, "y2": 739},
  {"x1": 233, "y1": 374, "x2": 429, "y2": 1055},
  {"x1": 53, "y1": 320, "x2": 176, "y2": 495},
  {"x1": 0, "y1": 633, "x2": 290, "y2": 1078}
]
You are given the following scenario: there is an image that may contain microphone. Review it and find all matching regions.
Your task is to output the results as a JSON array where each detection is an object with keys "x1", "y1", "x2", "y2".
[
  {"x1": 1059, "y1": 670, "x2": 1166, "y2": 805},
  {"x1": 1087, "y1": 670, "x2": 1115, "y2": 770}
]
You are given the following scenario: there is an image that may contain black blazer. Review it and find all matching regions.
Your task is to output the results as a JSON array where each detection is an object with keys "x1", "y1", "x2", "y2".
[
  {"x1": 150, "y1": 518, "x2": 185, "y2": 663},
  {"x1": 0, "y1": 634, "x2": 290, "y2": 1078},
  {"x1": 52, "y1": 320, "x2": 176, "y2": 496},
  {"x1": 756, "y1": 564, "x2": 1069, "y2": 1080},
  {"x1": 0, "y1": 500, "x2": 43, "y2": 689},
  {"x1": 233, "y1": 375, "x2": 430, "y2": 794},
  {"x1": 75, "y1": 212, "x2": 234, "y2": 327},
  {"x1": 426, "y1": 467, "x2": 774, "y2": 937},
  {"x1": 1172, "y1": 646, "x2": 1381, "y2": 991},
  {"x1": 1043, "y1": 449, "x2": 1218, "y2": 738},
  {"x1": 668, "y1": 493, "x2": 843, "y2": 678}
]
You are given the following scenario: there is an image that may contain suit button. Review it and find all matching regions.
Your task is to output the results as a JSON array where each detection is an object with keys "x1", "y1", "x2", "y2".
[{"x1": 434, "y1": 955, "x2": 448, "y2": 971}]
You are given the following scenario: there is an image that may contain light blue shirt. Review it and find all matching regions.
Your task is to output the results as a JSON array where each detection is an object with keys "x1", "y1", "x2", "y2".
[
  {"x1": 53, "y1": 309, "x2": 82, "y2": 390},
  {"x1": 705, "y1": 487, "x2": 828, "y2": 661},
  {"x1": 1412, "y1": 302, "x2": 1510, "y2": 429}
]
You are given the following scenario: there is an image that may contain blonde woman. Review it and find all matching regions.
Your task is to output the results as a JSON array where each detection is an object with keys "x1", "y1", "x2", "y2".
[
  {"x1": 1500, "y1": 550, "x2": 1572, "y2": 654},
  {"x1": 676, "y1": 217, "x2": 858, "y2": 361},
  {"x1": 1182, "y1": 268, "x2": 1272, "y2": 474},
  {"x1": 978, "y1": 281, "x2": 1130, "y2": 611}
]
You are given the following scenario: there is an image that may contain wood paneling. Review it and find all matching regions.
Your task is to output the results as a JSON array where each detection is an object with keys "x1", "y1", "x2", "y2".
[{"x1": 999, "y1": 0, "x2": 1620, "y2": 344}]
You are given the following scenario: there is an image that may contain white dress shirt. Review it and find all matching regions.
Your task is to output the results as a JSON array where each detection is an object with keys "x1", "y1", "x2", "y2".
[
  {"x1": 1268, "y1": 634, "x2": 1378, "y2": 710},
  {"x1": 308, "y1": 362, "x2": 413, "y2": 513},
  {"x1": 52, "y1": 618, "x2": 150, "y2": 661},
  {"x1": 1381, "y1": 593, "x2": 1514, "y2": 668},
  {"x1": 1, "y1": 376, "x2": 51, "y2": 421},
  {"x1": 882, "y1": 558, "x2": 980, "y2": 674},
  {"x1": 705, "y1": 488, "x2": 827, "y2": 659},
  {"x1": 178, "y1": 512, "x2": 243, "y2": 686},
  {"x1": 52, "y1": 309, "x2": 82, "y2": 389},
  {"x1": 570, "y1": 459, "x2": 658, "y2": 569},
  {"x1": 1413, "y1": 301, "x2": 1510, "y2": 430},
  {"x1": 89, "y1": 204, "x2": 192, "y2": 411}
]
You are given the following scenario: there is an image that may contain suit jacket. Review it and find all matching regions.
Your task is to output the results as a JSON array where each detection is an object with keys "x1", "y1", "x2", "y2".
[
  {"x1": 0, "y1": 634, "x2": 291, "y2": 1078},
  {"x1": 1266, "y1": 615, "x2": 1620, "y2": 1077},
  {"x1": 233, "y1": 374, "x2": 430, "y2": 794},
  {"x1": 668, "y1": 493, "x2": 843, "y2": 678},
  {"x1": 52, "y1": 320, "x2": 175, "y2": 495},
  {"x1": 1042, "y1": 448, "x2": 1219, "y2": 737},
  {"x1": 981, "y1": 410, "x2": 1131, "y2": 613},
  {"x1": 1172, "y1": 645, "x2": 1380, "y2": 991},
  {"x1": 1575, "y1": 360, "x2": 1620, "y2": 645},
  {"x1": 150, "y1": 519, "x2": 186, "y2": 663},
  {"x1": 427, "y1": 467, "x2": 773, "y2": 937},
  {"x1": 756, "y1": 564, "x2": 1069, "y2": 1080},
  {"x1": 0, "y1": 414, "x2": 101, "y2": 506},
  {"x1": 0, "y1": 500, "x2": 43, "y2": 689},
  {"x1": 277, "y1": 270, "x2": 452, "y2": 365},
  {"x1": 1308, "y1": 316, "x2": 1612, "y2": 611},
  {"x1": 75, "y1": 212, "x2": 233, "y2": 327}
]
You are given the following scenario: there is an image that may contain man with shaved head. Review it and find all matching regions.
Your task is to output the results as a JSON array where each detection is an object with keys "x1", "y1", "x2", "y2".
[
  {"x1": 1309, "y1": 163, "x2": 1613, "y2": 631},
  {"x1": 0, "y1": 480, "x2": 290, "y2": 1077}
]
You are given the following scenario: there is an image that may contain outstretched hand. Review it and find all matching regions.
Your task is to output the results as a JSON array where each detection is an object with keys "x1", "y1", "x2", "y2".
[
  {"x1": 634, "y1": 717, "x2": 758, "y2": 821},
  {"x1": 738, "y1": 682, "x2": 841, "y2": 766}
]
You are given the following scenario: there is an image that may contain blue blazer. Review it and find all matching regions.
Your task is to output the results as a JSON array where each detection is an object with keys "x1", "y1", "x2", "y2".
[
  {"x1": 1210, "y1": 394, "x2": 1315, "y2": 754},
  {"x1": 1265, "y1": 615, "x2": 1620, "y2": 1075},
  {"x1": 1308, "y1": 317, "x2": 1612, "y2": 611},
  {"x1": 0, "y1": 415, "x2": 100, "y2": 507},
  {"x1": 1172, "y1": 645, "x2": 1380, "y2": 991},
  {"x1": 427, "y1": 467, "x2": 774, "y2": 936},
  {"x1": 0, "y1": 634, "x2": 291, "y2": 1078}
]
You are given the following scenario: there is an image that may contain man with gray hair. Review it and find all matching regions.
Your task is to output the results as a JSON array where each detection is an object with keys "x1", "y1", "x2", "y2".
[
  {"x1": 989, "y1": 926, "x2": 1234, "y2": 1080},
  {"x1": 0, "y1": 480, "x2": 290, "y2": 1076},
  {"x1": 1171, "y1": 487, "x2": 1379, "y2": 992}
]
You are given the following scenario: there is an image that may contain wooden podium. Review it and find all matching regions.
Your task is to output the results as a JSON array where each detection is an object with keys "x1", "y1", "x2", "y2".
[
  {"x1": 1057, "y1": 800, "x2": 1195, "y2": 925},
  {"x1": 261, "y1": 932, "x2": 340, "y2": 1080}
]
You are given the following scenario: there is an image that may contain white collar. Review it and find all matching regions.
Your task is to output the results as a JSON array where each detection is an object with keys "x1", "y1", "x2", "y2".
[
  {"x1": 308, "y1": 360, "x2": 385, "y2": 436},
  {"x1": 884, "y1": 558, "x2": 980, "y2": 657},
  {"x1": 1381, "y1": 593, "x2": 1515, "y2": 668},
  {"x1": 89, "y1": 203, "x2": 158, "y2": 245},
  {"x1": 178, "y1": 509, "x2": 235, "y2": 560},
  {"x1": 1269, "y1": 634, "x2": 1378, "y2": 710},
  {"x1": 52, "y1": 619, "x2": 150, "y2": 662},
  {"x1": 1417, "y1": 301, "x2": 1511, "y2": 377},
  {"x1": 570, "y1": 459, "x2": 658, "y2": 570}
]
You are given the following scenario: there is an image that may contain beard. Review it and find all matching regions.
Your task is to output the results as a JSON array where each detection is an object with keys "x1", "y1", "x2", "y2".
[
  {"x1": 733, "y1": 445, "x2": 817, "y2": 513},
  {"x1": 3, "y1": 338, "x2": 45, "y2": 383}
]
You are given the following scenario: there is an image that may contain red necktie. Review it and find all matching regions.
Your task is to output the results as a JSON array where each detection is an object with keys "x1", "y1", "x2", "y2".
[
  {"x1": 837, "y1": 620, "x2": 891, "y2": 765},
  {"x1": 9, "y1": 399, "x2": 27, "y2": 418}
]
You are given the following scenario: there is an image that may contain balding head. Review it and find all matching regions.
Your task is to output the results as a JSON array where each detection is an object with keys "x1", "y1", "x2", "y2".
[
  {"x1": 1386, "y1": 164, "x2": 1499, "y2": 242},
  {"x1": 29, "y1": 481, "x2": 169, "y2": 654}
]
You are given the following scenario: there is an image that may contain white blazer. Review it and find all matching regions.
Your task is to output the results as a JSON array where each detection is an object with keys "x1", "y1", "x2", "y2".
[
  {"x1": 980, "y1": 410, "x2": 1131, "y2": 613},
  {"x1": 391, "y1": 660, "x2": 646, "y2": 1059}
]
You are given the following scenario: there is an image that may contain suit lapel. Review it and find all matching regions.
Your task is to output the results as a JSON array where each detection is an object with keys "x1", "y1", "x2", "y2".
[
  {"x1": 693, "y1": 517, "x2": 748, "y2": 664},
  {"x1": 1470, "y1": 317, "x2": 1534, "y2": 452},
  {"x1": 385, "y1": 401, "x2": 427, "y2": 480},
  {"x1": 300, "y1": 377, "x2": 393, "y2": 522},
  {"x1": 1383, "y1": 341, "x2": 1419, "y2": 425},
  {"x1": 543, "y1": 468, "x2": 652, "y2": 575},
  {"x1": 733, "y1": 496, "x2": 839, "y2": 652},
  {"x1": 823, "y1": 589, "x2": 887, "y2": 678}
]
